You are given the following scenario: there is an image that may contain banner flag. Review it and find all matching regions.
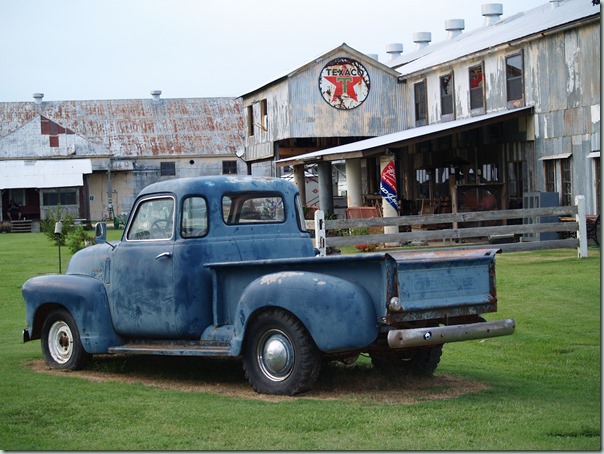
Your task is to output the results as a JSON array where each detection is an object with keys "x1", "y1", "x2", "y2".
[{"x1": 379, "y1": 160, "x2": 397, "y2": 210}]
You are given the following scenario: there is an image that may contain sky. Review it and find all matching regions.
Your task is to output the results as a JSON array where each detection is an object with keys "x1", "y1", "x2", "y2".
[{"x1": 0, "y1": 0, "x2": 550, "y2": 103}]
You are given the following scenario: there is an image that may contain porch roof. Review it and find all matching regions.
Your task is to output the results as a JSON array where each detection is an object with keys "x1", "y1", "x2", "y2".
[
  {"x1": 0, "y1": 159, "x2": 92, "y2": 190},
  {"x1": 276, "y1": 106, "x2": 534, "y2": 166}
]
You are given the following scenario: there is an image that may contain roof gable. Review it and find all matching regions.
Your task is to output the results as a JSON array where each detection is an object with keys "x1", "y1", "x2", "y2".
[{"x1": 240, "y1": 43, "x2": 400, "y2": 98}]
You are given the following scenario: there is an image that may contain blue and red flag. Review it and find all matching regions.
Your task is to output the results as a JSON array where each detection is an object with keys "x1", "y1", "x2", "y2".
[{"x1": 379, "y1": 160, "x2": 397, "y2": 210}]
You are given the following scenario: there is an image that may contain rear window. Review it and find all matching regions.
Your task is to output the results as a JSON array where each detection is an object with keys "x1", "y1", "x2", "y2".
[{"x1": 223, "y1": 193, "x2": 284, "y2": 225}]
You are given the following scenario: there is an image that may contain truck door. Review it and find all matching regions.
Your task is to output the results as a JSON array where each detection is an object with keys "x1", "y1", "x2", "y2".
[{"x1": 108, "y1": 195, "x2": 177, "y2": 337}]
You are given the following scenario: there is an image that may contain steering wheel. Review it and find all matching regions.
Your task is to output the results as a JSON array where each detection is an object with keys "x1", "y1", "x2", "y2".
[{"x1": 150, "y1": 219, "x2": 172, "y2": 238}]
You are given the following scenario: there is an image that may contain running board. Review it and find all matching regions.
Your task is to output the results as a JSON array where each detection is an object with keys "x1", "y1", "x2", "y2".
[{"x1": 108, "y1": 339, "x2": 232, "y2": 357}]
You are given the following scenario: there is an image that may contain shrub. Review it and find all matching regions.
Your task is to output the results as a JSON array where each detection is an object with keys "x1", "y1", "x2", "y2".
[
  {"x1": 40, "y1": 205, "x2": 75, "y2": 246},
  {"x1": 65, "y1": 226, "x2": 95, "y2": 254}
]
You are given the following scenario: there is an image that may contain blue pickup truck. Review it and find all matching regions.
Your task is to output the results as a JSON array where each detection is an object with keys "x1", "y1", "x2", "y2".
[{"x1": 22, "y1": 176, "x2": 515, "y2": 395}]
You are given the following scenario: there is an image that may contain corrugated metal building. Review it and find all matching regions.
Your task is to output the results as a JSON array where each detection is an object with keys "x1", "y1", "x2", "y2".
[
  {"x1": 0, "y1": 94, "x2": 243, "y2": 221},
  {"x1": 274, "y1": 0, "x2": 600, "y2": 217}
]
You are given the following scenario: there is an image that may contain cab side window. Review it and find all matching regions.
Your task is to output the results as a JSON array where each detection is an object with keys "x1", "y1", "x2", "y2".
[
  {"x1": 127, "y1": 197, "x2": 174, "y2": 241},
  {"x1": 181, "y1": 197, "x2": 208, "y2": 238}
]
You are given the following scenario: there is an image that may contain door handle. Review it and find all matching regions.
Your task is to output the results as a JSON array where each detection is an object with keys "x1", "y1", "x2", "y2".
[{"x1": 155, "y1": 252, "x2": 172, "y2": 260}]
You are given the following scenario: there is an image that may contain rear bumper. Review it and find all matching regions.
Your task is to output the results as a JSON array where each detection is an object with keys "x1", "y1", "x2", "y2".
[{"x1": 387, "y1": 318, "x2": 515, "y2": 349}]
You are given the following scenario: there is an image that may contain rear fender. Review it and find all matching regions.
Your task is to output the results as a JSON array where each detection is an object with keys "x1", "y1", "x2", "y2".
[
  {"x1": 22, "y1": 274, "x2": 123, "y2": 353},
  {"x1": 231, "y1": 271, "x2": 378, "y2": 355}
]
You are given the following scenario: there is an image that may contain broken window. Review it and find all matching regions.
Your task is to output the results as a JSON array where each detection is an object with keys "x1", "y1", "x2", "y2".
[
  {"x1": 440, "y1": 73, "x2": 454, "y2": 120},
  {"x1": 469, "y1": 64, "x2": 485, "y2": 113}
]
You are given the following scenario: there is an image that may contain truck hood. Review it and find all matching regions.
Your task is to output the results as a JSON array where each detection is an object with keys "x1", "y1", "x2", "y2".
[{"x1": 66, "y1": 242, "x2": 118, "y2": 282}]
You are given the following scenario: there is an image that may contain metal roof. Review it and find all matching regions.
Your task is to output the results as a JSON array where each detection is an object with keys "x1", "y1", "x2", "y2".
[
  {"x1": 277, "y1": 106, "x2": 534, "y2": 165},
  {"x1": 0, "y1": 159, "x2": 92, "y2": 190},
  {"x1": 0, "y1": 97, "x2": 244, "y2": 158},
  {"x1": 391, "y1": 0, "x2": 600, "y2": 76}
]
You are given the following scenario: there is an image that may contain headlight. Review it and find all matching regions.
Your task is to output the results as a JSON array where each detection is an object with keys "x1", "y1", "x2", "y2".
[{"x1": 388, "y1": 296, "x2": 402, "y2": 312}]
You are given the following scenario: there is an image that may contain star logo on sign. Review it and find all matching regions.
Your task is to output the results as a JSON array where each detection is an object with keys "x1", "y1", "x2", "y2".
[{"x1": 324, "y1": 68, "x2": 362, "y2": 102}]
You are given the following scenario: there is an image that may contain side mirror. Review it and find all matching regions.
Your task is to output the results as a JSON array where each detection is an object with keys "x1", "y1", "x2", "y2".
[{"x1": 95, "y1": 222, "x2": 107, "y2": 244}]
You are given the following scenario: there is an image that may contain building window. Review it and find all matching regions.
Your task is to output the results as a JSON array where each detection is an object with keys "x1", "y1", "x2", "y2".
[
  {"x1": 469, "y1": 64, "x2": 485, "y2": 113},
  {"x1": 222, "y1": 160, "x2": 237, "y2": 175},
  {"x1": 544, "y1": 157, "x2": 572, "y2": 206},
  {"x1": 42, "y1": 189, "x2": 77, "y2": 206},
  {"x1": 562, "y1": 158, "x2": 572, "y2": 206},
  {"x1": 506, "y1": 53, "x2": 524, "y2": 107},
  {"x1": 414, "y1": 80, "x2": 428, "y2": 126},
  {"x1": 260, "y1": 99, "x2": 268, "y2": 132},
  {"x1": 247, "y1": 105, "x2": 254, "y2": 136},
  {"x1": 160, "y1": 162, "x2": 176, "y2": 176},
  {"x1": 440, "y1": 73, "x2": 454, "y2": 120}
]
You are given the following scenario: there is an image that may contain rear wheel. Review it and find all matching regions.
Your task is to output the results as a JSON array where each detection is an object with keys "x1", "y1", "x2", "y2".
[
  {"x1": 370, "y1": 345, "x2": 443, "y2": 377},
  {"x1": 242, "y1": 310, "x2": 321, "y2": 395},
  {"x1": 41, "y1": 309, "x2": 91, "y2": 370}
]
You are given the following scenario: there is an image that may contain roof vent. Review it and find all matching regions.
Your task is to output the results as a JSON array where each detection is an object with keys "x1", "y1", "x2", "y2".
[
  {"x1": 33, "y1": 93, "x2": 44, "y2": 105},
  {"x1": 151, "y1": 90, "x2": 162, "y2": 101},
  {"x1": 445, "y1": 19, "x2": 465, "y2": 39},
  {"x1": 413, "y1": 32, "x2": 432, "y2": 50},
  {"x1": 482, "y1": 3, "x2": 503, "y2": 25},
  {"x1": 549, "y1": 0, "x2": 560, "y2": 8},
  {"x1": 385, "y1": 43, "x2": 403, "y2": 61}
]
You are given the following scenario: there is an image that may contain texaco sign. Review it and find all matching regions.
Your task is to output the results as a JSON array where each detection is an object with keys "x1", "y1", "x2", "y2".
[{"x1": 318, "y1": 58, "x2": 370, "y2": 110}]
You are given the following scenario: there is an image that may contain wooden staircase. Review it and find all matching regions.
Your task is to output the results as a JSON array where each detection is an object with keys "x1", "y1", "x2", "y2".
[{"x1": 10, "y1": 220, "x2": 32, "y2": 233}]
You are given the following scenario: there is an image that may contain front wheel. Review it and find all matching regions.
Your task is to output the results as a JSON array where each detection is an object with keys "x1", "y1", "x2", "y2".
[
  {"x1": 41, "y1": 309, "x2": 91, "y2": 370},
  {"x1": 242, "y1": 310, "x2": 321, "y2": 395}
]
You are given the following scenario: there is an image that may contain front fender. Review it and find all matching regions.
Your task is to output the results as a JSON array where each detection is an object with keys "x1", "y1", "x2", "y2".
[
  {"x1": 232, "y1": 271, "x2": 378, "y2": 354},
  {"x1": 22, "y1": 274, "x2": 123, "y2": 353}
]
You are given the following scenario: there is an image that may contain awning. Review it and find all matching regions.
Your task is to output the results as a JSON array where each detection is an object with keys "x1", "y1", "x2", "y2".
[
  {"x1": 0, "y1": 159, "x2": 92, "y2": 190},
  {"x1": 277, "y1": 106, "x2": 534, "y2": 166},
  {"x1": 538, "y1": 153, "x2": 572, "y2": 161},
  {"x1": 587, "y1": 151, "x2": 600, "y2": 159}
]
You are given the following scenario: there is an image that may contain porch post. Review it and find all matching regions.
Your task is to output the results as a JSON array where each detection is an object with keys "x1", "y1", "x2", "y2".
[
  {"x1": 293, "y1": 164, "x2": 307, "y2": 206},
  {"x1": 317, "y1": 161, "x2": 334, "y2": 215},
  {"x1": 345, "y1": 158, "x2": 363, "y2": 208}
]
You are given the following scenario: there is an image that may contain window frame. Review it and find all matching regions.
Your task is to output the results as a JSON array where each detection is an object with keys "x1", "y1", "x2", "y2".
[
  {"x1": 222, "y1": 160, "x2": 238, "y2": 175},
  {"x1": 180, "y1": 196, "x2": 209, "y2": 238},
  {"x1": 413, "y1": 79, "x2": 428, "y2": 127},
  {"x1": 222, "y1": 192, "x2": 285, "y2": 225},
  {"x1": 505, "y1": 52, "x2": 525, "y2": 108},
  {"x1": 469, "y1": 63, "x2": 485, "y2": 115},
  {"x1": 247, "y1": 105, "x2": 254, "y2": 137},
  {"x1": 439, "y1": 72, "x2": 455, "y2": 121},
  {"x1": 126, "y1": 195, "x2": 175, "y2": 241},
  {"x1": 160, "y1": 161, "x2": 176, "y2": 176}
]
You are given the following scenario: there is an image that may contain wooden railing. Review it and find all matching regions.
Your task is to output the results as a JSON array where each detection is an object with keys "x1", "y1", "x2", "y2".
[{"x1": 307, "y1": 195, "x2": 590, "y2": 258}]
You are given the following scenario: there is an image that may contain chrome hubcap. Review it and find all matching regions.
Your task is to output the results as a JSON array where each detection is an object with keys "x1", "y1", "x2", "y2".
[{"x1": 257, "y1": 330, "x2": 294, "y2": 382}]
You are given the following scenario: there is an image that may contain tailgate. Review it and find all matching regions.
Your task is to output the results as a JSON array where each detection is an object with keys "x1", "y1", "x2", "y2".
[{"x1": 389, "y1": 248, "x2": 499, "y2": 316}]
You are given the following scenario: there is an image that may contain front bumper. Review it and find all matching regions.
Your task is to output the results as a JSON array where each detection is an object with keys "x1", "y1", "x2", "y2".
[{"x1": 387, "y1": 318, "x2": 515, "y2": 349}]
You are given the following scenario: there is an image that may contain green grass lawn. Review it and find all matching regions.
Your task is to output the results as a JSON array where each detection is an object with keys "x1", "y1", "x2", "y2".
[{"x1": 0, "y1": 232, "x2": 600, "y2": 450}]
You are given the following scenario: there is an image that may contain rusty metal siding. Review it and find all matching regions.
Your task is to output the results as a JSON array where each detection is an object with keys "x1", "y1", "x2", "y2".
[
  {"x1": 288, "y1": 53, "x2": 403, "y2": 137},
  {"x1": 244, "y1": 83, "x2": 290, "y2": 161}
]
